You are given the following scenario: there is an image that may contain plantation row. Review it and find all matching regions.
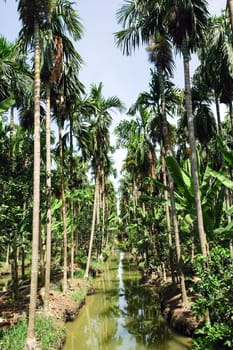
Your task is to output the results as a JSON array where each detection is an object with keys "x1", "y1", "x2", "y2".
[{"x1": 0, "y1": 1, "x2": 233, "y2": 349}]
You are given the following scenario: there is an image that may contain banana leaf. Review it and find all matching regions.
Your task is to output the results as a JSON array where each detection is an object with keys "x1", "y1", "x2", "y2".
[
  {"x1": 165, "y1": 155, "x2": 194, "y2": 203},
  {"x1": 0, "y1": 97, "x2": 14, "y2": 115}
]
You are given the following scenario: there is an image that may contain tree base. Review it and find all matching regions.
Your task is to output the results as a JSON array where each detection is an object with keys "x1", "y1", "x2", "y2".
[{"x1": 25, "y1": 337, "x2": 41, "y2": 350}]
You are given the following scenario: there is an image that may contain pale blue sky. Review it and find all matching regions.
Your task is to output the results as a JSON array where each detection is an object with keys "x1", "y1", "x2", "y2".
[
  {"x1": 0, "y1": 0, "x2": 227, "y2": 176},
  {"x1": 0, "y1": 0, "x2": 226, "y2": 108}
]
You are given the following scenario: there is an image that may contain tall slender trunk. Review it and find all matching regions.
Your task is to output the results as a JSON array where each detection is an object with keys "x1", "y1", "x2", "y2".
[
  {"x1": 26, "y1": 20, "x2": 41, "y2": 350},
  {"x1": 75, "y1": 206, "x2": 79, "y2": 255},
  {"x1": 148, "y1": 147, "x2": 156, "y2": 180},
  {"x1": 9, "y1": 107, "x2": 19, "y2": 299},
  {"x1": 96, "y1": 172, "x2": 100, "y2": 226},
  {"x1": 161, "y1": 152, "x2": 173, "y2": 282},
  {"x1": 59, "y1": 123, "x2": 68, "y2": 292},
  {"x1": 84, "y1": 172, "x2": 99, "y2": 279},
  {"x1": 21, "y1": 201, "x2": 27, "y2": 280},
  {"x1": 44, "y1": 84, "x2": 52, "y2": 313},
  {"x1": 229, "y1": 101, "x2": 233, "y2": 130},
  {"x1": 10, "y1": 243, "x2": 19, "y2": 300},
  {"x1": 228, "y1": 0, "x2": 233, "y2": 35},
  {"x1": 182, "y1": 48, "x2": 208, "y2": 258},
  {"x1": 101, "y1": 172, "x2": 105, "y2": 252},
  {"x1": 226, "y1": 189, "x2": 233, "y2": 259},
  {"x1": 69, "y1": 114, "x2": 75, "y2": 281},
  {"x1": 170, "y1": 179, "x2": 188, "y2": 305},
  {"x1": 159, "y1": 65, "x2": 188, "y2": 305},
  {"x1": 214, "y1": 93, "x2": 222, "y2": 135},
  {"x1": 159, "y1": 71, "x2": 173, "y2": 282},
  {"x1": 132, "y1": 175, "x2": 137, "y2": 218},
  {"x1": 9, "y1": 106, "x2": 14, "y2": 167},
  {"x1": 39, "y1": 220, "x2": 45, "y2": 286},
  {"x1": 5, "y1": 245, "x2": 10, "y2": 266},
  {"x1": 70, "y1": 198, "x2": 75, "y2": 281}
]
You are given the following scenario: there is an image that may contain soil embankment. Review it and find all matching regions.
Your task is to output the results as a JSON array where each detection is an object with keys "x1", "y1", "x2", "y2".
[{"x1": 141, "y1": 272, "x2": 204, "y2": 338}]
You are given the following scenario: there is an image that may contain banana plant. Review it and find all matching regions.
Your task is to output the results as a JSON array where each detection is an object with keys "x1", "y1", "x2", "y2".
[
  {"x1": 165, "y1": 155, "x2": 225, "y2": 240},
  {"x1": 206, "y1": 136, "x2": 233, "y2": 240}
]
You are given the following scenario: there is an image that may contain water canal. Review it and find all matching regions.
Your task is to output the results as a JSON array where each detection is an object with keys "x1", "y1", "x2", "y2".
[{"x1": 63, "y1": 252, "x2": 191, "y2": 350}]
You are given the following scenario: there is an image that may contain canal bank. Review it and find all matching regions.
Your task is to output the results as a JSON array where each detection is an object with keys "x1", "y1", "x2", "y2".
[{"x1": 63, "y1": 251, "x2": 191, "y2": 350}]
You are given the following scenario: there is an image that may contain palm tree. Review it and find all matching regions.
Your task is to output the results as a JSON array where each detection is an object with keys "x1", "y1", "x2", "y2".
[
  {"x1": 51, "y1": 66, "x2": 84, "y2": 293},
  {"x1": 168, "y1": 0, "x2": 209, "y2": 258},
  {"x1": 146, "y1": 34, "x2": 178, "y2": 282},
  {"x1": 84, "y1": 82, "x2": 124, "y2": 279},
  {"x1": 115, "y1": 118, "x2": 141, "y2": 219},
  {"x1": 115, "y1": 0, "x2": 209, "y2": 258},
  {"x1": 116, "y1": 4, "x2": 189, "y2": 303},
  {"x1": 0, "y1": 35, "x2": 33, "y2": 300},
  {"x1": 132, "y1": 76, "x2": 188, "y2": 303},
  {"x1": 197, "y1": 12, "x2": 233, "y2": 129},
  {"x1": 41, "y1": 0, "x2": 83, "y2": 306},
  {"x1": 192, "y1": 85, "x2": 217, "y2": 158},
  {"x1": 17, "y1": 1, "x2": 52, "y2": 348},
  {"x1": 0, "y1": 36, "x2": 17, "y2": 104}
]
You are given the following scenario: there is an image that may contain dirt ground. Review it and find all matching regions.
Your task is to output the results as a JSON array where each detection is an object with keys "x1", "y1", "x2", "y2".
[
  {"x1": 0, "y1": 278, "x2": 94, "y2": 330},
  {"x1": 141, "y1": 272, "x2": 204, "y2": 337}
]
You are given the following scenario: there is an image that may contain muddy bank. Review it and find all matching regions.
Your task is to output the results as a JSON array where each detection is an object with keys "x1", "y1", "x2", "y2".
[
  {"x1": 0, "y1": 276, "x2": 95, "y2": 350},
  {"x1": 39, "y1": 279, "x2": 95, "y2": 325},
  {"x1": 141, "y1": 273, "x2": 204, "y2": 339},
  {"x1": 159, "y1": 282, "x2": 204, "y2": 337}
]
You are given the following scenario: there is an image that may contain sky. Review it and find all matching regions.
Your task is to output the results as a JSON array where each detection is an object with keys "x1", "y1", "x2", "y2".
[{"x1": 0, "y1": 0, "x2": 227, "y2": 183}]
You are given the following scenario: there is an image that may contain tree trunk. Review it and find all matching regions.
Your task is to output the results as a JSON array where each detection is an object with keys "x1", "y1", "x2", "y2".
[
  {"x1": 39, "y1": 221, "x2": 45, "y2": 286},
  {"x1": 161, "y1": 147, "x2": 174, "y2": 280},
  {"x1": 132, "y1": 175, "x2": 137, "y2": 218},
  {"x1": 21, "y1": 246, "x2": 26, "y2": 280},
  {"x1": 170, "y1": 180, "x2": 188, "y2": 305},
  {"x1": 26, "y1": 19, "x2": 41, "y2": 350},
  {"x1": 182, "y1": 49, "x2": 208, "y2": 258},
  {"x1": 96, "y1": 172, "x2": 100, "y2": 227},
  {"x1": 75, "y1": 206, "x2": 79, "y2": 255},
  {"x1": 228, "y1": 0, "x2": 233, "y2": 35},
  {"x1": 101, "y1": 172, "x2": 105, "y2": 253},
  {"x1": 84, "y1": 172, "x2": 99, "y2": 279},
  {"x1": 70, "y1": 197, "x2": 75, "y2": 281},
  {"x1": 10, "y1": 243, "x2": 19, "y2": 300},
  {"x1": 44, "y1": 84, "x2": 52, "y2": 314},
  {"x1": 226, "y1": 189, "x2": 233, "y2": 259},
  {"x1": 9, "y1": 106, "x2": 14, "y2": 170},
  {"x1": 5, "y1": 245, "x2": 10, "y2": 266},
  {"x1": 214, "y1": 93, "x2": 222, "y2": 135},
  {"x1": 59, "y1": 123, "x2": 68, "y2": 292},
  {"x1": 69, "y1": 113, "x2": 75, "y2": 282},
  {"x1": 229, "y1": 100, "x2": 233, "y2": 130},
  {"x1": 158, "y1": 64, "x2": 188, "y2": 305}
]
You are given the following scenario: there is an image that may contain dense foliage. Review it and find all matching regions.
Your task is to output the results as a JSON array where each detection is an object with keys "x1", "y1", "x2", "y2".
[{"x1": 0, "y1": 1, "x2": 233, "y2": 349}]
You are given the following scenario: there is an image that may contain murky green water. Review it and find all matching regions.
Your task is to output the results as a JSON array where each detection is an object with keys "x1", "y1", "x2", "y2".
[{"x1": 63, "y1": 252, "x2": 191, "y2": 350}]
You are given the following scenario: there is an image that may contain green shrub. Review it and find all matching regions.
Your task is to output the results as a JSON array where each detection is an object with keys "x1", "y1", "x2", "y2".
[
  {"x1": 193, "y1": 322, "x2": 233, "y2": 350},
  {"x1": 191, "y1": 246, "x2": 233, "y2": 349}
]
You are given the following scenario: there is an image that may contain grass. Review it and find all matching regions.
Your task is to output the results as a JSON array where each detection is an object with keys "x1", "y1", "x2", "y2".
[
  {"x1": 0, "y1": 314, "x2": 65, "y2": 350},
  {"x1": 71, "y1": 287, "x2": 87, "y2": 303},
  {"x1": 73, "y1": 268, "x2": 85, "y2": 279}
]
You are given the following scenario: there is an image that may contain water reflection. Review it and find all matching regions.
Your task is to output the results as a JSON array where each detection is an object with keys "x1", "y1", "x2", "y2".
[{"x1": 63, "y1": 252, "x2": 191, "y2": 350}]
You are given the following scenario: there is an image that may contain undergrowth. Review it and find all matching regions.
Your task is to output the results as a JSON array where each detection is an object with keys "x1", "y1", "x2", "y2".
[{"x1": 0, "y1": 314, "x2": 65, "y2": 350}]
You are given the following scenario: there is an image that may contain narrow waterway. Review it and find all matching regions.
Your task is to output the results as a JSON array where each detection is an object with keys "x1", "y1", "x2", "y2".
[{"x1": 63, "y1": 252, "x2": 191, "y2": 350}]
